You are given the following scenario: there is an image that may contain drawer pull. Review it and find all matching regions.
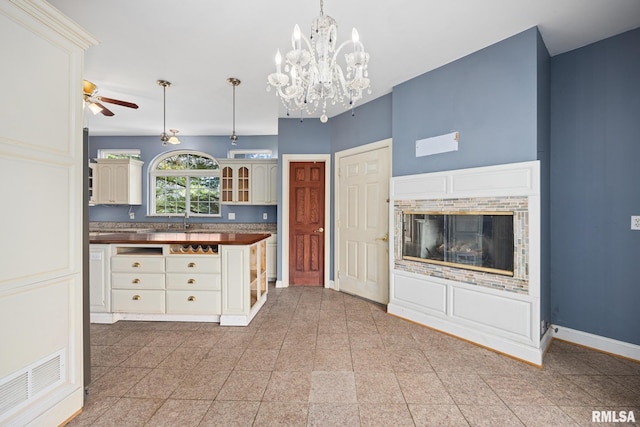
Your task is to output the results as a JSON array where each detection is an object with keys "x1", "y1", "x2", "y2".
[
  {"x1": 187, "y1": 278, "x2": 196, "y2": 284},
  {"x1": 132, "y1": 262, "x2": 141, "y2": 268},
  {"x1": 187, "y1": 296, "x2": 196, "y2": 302},
  {"x1": 132, "y1": 278, "x2": 141, "y2": 284},
  {"x1": 132, "y1": 295, "x2": 141, "y2": 301},
  {"x1": 188, "y1": 262, "x2": 196, "y2": 268}
]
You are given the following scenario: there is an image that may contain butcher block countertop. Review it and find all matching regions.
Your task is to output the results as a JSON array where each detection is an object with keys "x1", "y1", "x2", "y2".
[{"x1": 89, "y1": 232, "x2": 270, "y2": 245}]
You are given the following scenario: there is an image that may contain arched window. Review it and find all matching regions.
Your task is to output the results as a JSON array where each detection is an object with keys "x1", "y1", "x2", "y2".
[{"x1": 149, "y1": 150, "x2": 221, "y2": 216}]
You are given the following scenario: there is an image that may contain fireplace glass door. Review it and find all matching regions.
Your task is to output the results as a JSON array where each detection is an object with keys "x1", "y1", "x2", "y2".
[{"x1": 402, "y1": 212, "x2": 514, "y2": 276}]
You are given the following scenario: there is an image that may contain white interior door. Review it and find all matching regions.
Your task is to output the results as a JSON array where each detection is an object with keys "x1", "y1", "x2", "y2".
[{"x1": 337, "y1": 142, "x2": 391, "y2": 304}]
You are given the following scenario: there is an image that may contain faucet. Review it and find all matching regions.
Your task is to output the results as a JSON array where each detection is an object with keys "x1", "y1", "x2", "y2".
[{"x1": 183, "y1": 211, "x2": 190, "y2": 229}]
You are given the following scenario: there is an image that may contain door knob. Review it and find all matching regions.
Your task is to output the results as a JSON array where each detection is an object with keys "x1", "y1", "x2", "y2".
[
  {"x1": 376, "y1": 233, "x2": 389, "y2": 242},
  {"x1": 314, "y1": 227, "x2": 324, "y2": 233}
]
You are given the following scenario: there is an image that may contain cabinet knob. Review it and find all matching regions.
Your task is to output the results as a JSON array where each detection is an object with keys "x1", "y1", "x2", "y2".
[
  {"x1": 187, "y1": 278, "x2": 196, "y2": 284},
  {"x1": 132, "y1": 295, "x2": 141, "y2": 301},
  {"x1": 132, "y1": 262, "x2": 141, "y2": 268},
  {"x1": 188, "y1": 262, "x2": 196, "y2": 268},
  {"x1": 187, "y1": 296, "x2": 196, "y2": 302},
  {"x1": 132, "y1": 278, "x2": 141, "y2": 284}
]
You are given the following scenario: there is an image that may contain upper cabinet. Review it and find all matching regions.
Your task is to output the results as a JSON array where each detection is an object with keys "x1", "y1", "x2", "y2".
[
  {"x1": 251, "y1": 161, "x2": 278, "y2": 205},
  {"x1": 220, "y1": 161, "x2": 251, "y2": 205},
  {"x1": 219, "y1": 159, "x2": 278, "y2": 205},
  {"x1": 95, "y1": 158, "x2": 143, "y2": 205}
]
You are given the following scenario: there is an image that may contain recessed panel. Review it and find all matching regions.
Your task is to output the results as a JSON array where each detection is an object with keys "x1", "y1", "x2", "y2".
[
  {"x1": 365, "y1": 242, "x2": 378, "y2": 283},
  {"x1": 346, "y1": 240, "x2": 358, "y2": 278},
  {"x1": 347, "y1": 185, "x2": 359, "y2": 229},
  {"x1": 365, "y1": 182, "x2": 379, "y2": 230}
]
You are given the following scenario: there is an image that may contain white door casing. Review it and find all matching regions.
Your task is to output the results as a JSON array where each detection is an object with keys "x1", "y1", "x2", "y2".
[{"x1": 335, "y1": 139, "x2": 392, "y2": 304}]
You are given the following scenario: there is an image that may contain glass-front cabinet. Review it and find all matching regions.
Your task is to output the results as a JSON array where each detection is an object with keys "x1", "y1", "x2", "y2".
[{"x1": 221, "y1": 163, "x2": 250, "y2": 204}]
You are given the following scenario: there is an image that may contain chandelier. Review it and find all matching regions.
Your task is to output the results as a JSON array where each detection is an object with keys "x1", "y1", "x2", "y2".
[{"x1": 267, "y1": 0, "x2": 371, "y2": 123}]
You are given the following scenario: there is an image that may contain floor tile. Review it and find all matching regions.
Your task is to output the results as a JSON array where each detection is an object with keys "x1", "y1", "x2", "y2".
[
  {"x1": 313, "y1": 348, "x2": 353, "y2": 371},
  {"x1": 90, "y1": 397, "x2": 164, "y2": 427},
  {"x1": 307, "y1": 403, "x2": 360, "y2": 426},
  {"x1": 124, "y1": 368, "x2": 188, "y2": 399},
  {"x1": 510, "y1": 405, "x2": 579, "y2": 427},
  {"x1": 355, "y1": 372, "x2": 404, "y2": 403},
  {"x1": 262, "y1": 371, "x2": 312, "y2": 402},
  {"x1": 216, "y1": 370, "x2": 271, "y2": 401},
  {"x1": 199, "y1": 400, "x2": 260, "y2": 426},
  {"x1": 253, "y1": 401, "x2": 309, "y2": 426},
  {"x1": 358, "y1": 403, "x2": 414, "y2": 427},
  {"x1": 457, "y1": 404, "x2": 524, "y2": 427},
  {"x1": 396, "y1": 372, "x2": 454, "y2": 404},
  {"x1": 408, "y1": 404, "x2": 470, "y2": 426},
  {"x1": 309, "y1": 371, "x2": 357, "y2": 403},
  {"x1": 145, "y1": 399, "x2": 212, "y2": 427},
  {"x1": 170, "y1": 369, "x2": 230, "y2": 400}
]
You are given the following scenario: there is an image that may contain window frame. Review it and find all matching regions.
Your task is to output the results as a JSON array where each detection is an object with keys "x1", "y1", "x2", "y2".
[{"x1": 148, "y1": 149, "x2": 222, "y2": 217}]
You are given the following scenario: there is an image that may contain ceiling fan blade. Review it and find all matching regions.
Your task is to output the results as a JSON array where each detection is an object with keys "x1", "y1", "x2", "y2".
[
  {"x1": 94, "y1": 102, "x2": 115, "y2": 116},
  {"x1": 98, "y1": 97, "x2": 139, "y2": 109}
]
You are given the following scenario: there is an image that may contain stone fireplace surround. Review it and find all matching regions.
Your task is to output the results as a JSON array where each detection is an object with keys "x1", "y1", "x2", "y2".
[{"x1": 388, "y1": 161, "x2": 549, "y2": 365}]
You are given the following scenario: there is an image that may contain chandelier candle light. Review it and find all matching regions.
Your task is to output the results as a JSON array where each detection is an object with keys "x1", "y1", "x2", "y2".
[{"x1": 267, "y1": 0, "x2": 371, "y2": 123}]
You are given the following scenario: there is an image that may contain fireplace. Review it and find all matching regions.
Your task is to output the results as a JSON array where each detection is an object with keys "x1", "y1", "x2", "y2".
[
  {"x1": 388, "y1": 161, "x2": 545, "y2": 365},
  {"x1": 402, "y1": 212, "x2": 514, "y2": 276}
]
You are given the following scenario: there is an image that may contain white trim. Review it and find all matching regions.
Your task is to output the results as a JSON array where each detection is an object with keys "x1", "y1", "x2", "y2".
[
  {"x1": 281, "y1": 154, "x2": 331, "y2": 288},
  {"x1": 552, "y1": 325, "x2": 640, "y2": 361},
  {"x1": 334, "y1": 139, "x2": 392, "y2": 300}
]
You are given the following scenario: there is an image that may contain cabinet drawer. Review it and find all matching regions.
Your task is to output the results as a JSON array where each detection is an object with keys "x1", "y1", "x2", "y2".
[
  {"x1": 165, "y1": 256, "x2": 220, "y2": 273},
  {"x1": 166, "y1": 290, "x2": 221, "y2": 315},
  {"x1": 112, "y1": 273, "x2": 165, "y2": 290},
  {"x1": 111, "y1": 256, "x2": 165, "y2": 273},
  {"x1": 112, "y1": 289, "x2": 165, "y2": 313},
  {"x1": 166, "y1": 273, "x2": 221, "y2": 291}
]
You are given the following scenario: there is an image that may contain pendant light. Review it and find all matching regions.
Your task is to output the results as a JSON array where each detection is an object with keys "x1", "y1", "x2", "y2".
[
  {"x1": 157, "y1": 79, "x2": 181, "y2": 145},
  {"x1": 228, "y1": 77, "x2": 241, "y2": 145}
]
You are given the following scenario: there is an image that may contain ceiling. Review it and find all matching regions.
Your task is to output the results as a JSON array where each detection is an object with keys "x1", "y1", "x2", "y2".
[{"x1": 49, "y1": 0, "x2": 640, "y2": 137}]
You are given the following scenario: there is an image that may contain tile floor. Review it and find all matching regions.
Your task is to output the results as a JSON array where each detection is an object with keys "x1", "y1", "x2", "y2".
[{"x1": 66, "y1": 285, "x2": 640, "y2": 426}]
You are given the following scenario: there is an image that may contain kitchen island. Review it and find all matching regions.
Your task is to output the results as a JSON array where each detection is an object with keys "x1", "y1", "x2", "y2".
[{"x1": 89, "y1": 232, "x2": 270, "y2": 326}]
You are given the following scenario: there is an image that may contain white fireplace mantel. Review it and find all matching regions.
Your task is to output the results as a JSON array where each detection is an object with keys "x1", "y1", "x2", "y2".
[{"x1": 388, "y1": 161, "x2": 550, "y2": 365}]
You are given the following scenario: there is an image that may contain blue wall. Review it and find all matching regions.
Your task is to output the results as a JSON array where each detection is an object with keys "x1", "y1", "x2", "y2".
[
  {"x1": 88, "y1": 134, "x2": 278, "y2": 225},
  {"x1": 550, "y1": 28, "x2": 640, "y2": 345},
  {"x1": 392, "y1": 28, "x2": 540, "y2": 177}
]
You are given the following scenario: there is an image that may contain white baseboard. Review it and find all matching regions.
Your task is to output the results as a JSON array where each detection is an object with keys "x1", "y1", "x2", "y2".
[
  {"x1": 275, "y1": 280, "x2": 286, "y2": 288},
  {"x1": 552, "y1": 325, "x2": 640, "y2": 361}
]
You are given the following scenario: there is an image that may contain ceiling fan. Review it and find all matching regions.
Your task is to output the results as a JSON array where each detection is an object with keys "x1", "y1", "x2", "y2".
[{"x1": 82, "y1": 80, "x2": 139, "y2": 116}]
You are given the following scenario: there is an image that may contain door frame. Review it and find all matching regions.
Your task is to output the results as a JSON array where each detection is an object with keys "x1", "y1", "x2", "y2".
[
  {"x1": 280, "y1": 154, "x2": 332, "y2": 288},
  {"x1": 334, "y1": 138, "x2": 392, "y2": 294}
]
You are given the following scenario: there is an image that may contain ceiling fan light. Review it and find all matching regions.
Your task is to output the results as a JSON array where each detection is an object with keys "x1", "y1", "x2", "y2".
[
  {"x1": 88, "y1": 102, "x2": 103, "y2": 115},
  {"x1": 168, "y1": 135, "x2": 181, "y2": 145}
]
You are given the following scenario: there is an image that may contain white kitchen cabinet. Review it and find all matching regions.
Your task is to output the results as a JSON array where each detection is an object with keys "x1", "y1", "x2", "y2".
[
  {"x1": 89, "y1": 245, "x2": 111, "y2": 313},
  {"x1": 95, "y1": 158, "x2": 143, "y2": 205},
  {"x1": 166, "y1": 252, "x2": 222, "y2": 315},
  {"x1": 220, "y1": 160, "x2": 251, "y2": 204},
  {"x1": 110, "y1": 248, "x2": 165, "y2": 314},
  {"x1": 266, "y1": 233, "x2": 277, "y2": 280},
  {"x1": 220, "y1": 240, "x2": 267, "y2": 325},
  {"x1": 251, "y1": 160, "x2": 278, "y2": 205}
]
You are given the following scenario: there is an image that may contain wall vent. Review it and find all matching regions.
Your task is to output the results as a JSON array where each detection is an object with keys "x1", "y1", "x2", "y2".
[{"x1": 0, "y1": 350, "x2": 65, "y2": 421}]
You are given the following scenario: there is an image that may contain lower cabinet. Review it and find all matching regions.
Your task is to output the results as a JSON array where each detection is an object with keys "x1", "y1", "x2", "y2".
[
  {"x1": 89, "y1": 244, "x2": 111, "y2": 313},
  {"x1": 91, "y1": 242, "x2": 262, "y2": 323}
]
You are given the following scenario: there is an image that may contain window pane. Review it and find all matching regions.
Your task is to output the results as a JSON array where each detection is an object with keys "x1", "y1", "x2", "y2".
[
  {"x1": 189, "y1": 176, "x2": 220, "y2": 215},
  {"x1": 155, "y1": 176, "x2": 187, "y2": 214},
  {"x1": 157, "y1": 153, "x2": 219, "y2": 170}
]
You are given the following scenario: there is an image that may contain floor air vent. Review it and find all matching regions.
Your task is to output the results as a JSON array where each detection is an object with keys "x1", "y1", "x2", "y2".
[{"x1": 0, "y1": 350, "x2": 65, "y2": 421}]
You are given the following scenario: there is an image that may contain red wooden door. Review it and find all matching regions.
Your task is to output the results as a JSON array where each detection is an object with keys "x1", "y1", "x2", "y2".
[{"x1": 289, "y1": 162, "x2": 325, "y2": 286}]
